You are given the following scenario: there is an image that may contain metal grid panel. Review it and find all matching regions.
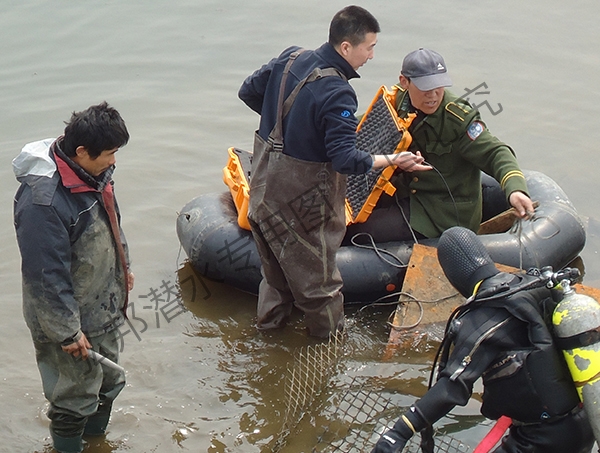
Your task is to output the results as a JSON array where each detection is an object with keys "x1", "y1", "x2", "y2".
[
  {"x1": 274, "y1": 332, "x2": 346, "y2": 452},
  {"x1": 313, "y1": 376, "x2": 471, "y2": 453}
]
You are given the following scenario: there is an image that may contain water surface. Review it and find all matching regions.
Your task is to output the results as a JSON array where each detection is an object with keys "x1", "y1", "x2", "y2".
[{"x1": 1, "y1": 1, "x2": 599, "y2": 451}]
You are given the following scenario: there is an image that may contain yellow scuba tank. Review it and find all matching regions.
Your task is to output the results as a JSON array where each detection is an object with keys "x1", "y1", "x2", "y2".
[{"x1": 552, "y1": 279, "x2": 600, "y2": 443}]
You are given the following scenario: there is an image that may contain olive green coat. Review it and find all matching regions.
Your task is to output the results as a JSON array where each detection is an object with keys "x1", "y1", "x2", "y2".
[{"x1": 392, "y1": 87, "x2": 529, "y2": 238}]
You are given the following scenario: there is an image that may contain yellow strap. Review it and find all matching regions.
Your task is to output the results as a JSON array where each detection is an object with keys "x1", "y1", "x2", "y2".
[
  {"x1": 472, "y1": 280, "x2": 483, "y2": 297},
  {"x1": 401, "y1": 415, "x2": 416, "y2": 434},
  {"x1": 500, "y1": 170, "x2": 525, "y2": 189}
]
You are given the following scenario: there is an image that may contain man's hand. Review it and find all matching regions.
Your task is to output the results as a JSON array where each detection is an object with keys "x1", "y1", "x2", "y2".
[
  {"x1": 509, "y1": 191, "x2": 535, "y2": 219},
  {"x1": 373, "y1": 151, "x2": 432, "y2": 172},
  {"x1": 61, "y1": 333, "x2": 92, "y2": 360},
  {"x1": 128, "y1": 271, "x2": 135, "y2": 291},
  {"x1": 372, "y1": 409, "x2": 424, "y2": 453}
]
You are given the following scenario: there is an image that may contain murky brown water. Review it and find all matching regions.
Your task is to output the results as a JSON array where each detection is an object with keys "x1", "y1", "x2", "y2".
[{"x1": 1, "y1": 1, "x2": 599, "y2": 452}]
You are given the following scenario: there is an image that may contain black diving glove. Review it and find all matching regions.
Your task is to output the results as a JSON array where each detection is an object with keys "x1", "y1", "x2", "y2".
[
  {"x1": 371, "y1": 427, "x2": 408, "y2": 453},
  {"x1": 371, "y1": 407, "x2": 426, "y2": 453}
]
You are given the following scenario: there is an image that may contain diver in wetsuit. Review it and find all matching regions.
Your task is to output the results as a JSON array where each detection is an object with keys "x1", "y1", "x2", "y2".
[{"x1": 371, "y1": 226, "x2": 595, "y2": 453}]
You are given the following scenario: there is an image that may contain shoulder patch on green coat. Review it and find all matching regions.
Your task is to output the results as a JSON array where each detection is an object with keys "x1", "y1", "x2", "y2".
[
  {"x1": 445, "y1": 101, "x2": 473, "y2": 122},
  {"x1": 467, "y1": 121, "x2": 485, "y2": 141}
]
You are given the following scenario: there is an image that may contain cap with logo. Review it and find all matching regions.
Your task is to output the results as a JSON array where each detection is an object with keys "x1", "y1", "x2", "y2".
[{"x1": 401, "y1": 48, "x2": 453, "y2": 91}]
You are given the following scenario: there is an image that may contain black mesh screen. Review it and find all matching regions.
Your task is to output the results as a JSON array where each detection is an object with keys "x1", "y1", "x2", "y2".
[{"x1": 346, "y1": 93, "x2": 404, "y2": 221}]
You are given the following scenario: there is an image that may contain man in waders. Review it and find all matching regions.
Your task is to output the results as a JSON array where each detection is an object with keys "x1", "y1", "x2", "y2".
[
  {"x1": 371, "y1": 226, "x2": 595, "y2": 453},
  {"x1": 238, "y1": 6, "x2": 431, "y2": 338},
  {"x1": 13, "y1": 102, "x2": 134, "y2": 453}
]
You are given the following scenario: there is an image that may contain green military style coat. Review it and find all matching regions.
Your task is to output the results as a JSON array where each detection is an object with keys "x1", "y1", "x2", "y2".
[{"x1": 391, "y1": 86, "x2": 529, "y2": 238}]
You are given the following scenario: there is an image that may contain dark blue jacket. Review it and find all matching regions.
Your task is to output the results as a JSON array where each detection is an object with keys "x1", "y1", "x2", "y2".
[{"x1": 238, "y1": 42, "x2": 373, "y2": 175}]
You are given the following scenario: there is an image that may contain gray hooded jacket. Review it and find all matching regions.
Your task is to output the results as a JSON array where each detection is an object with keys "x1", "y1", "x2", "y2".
[{"x1": 13, "y1": 138, "x2": 129, "y2": 344}]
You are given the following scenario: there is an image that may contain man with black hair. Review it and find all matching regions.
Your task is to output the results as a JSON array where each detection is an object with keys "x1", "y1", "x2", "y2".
[
  {"x1": 371, "y1": 226, "x2": 594, "y2": 453},
  {"x1": 13, "y1": 102, "x2": 133, "y2": 453},
  {"x1": 239, "y1": 6, "x2": 429, "y2": 338}
]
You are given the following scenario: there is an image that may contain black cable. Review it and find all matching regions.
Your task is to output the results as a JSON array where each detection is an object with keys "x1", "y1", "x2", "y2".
[
  {"x1": 423, "y1": 160, "x2": 461, "y2": 227},
  {"x1": 393, "y1": 192, "x2": 420, "y2": 244},
  {"x1": 349, "y1": 232, "x2": 408, "y2": 269}
]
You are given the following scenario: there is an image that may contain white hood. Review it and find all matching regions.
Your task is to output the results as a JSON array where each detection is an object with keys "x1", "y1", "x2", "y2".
[{"x1": 12, "y1": 138, "x2": 57, "y2": 180}]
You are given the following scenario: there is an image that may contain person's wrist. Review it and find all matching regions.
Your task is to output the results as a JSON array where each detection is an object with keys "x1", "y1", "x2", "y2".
[
  {"x1": 60, "y1": 330, "x2": 82, "y2": 346},
  {"x1": 393, "y1": 405, "x2": 427, "y2": 436}
]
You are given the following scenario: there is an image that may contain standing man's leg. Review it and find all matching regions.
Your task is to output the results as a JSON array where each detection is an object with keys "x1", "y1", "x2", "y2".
[
  {"x1": 35, "y1": 341, "x2": 102, "y2": 453},
  {"x1": 272, "y1": 170, "x2": 347, "y2": 338},
  {"x1": 84, "y1": 329, "x2": 126, "y2": 436},
  {"x1": 280, "y1": 225, "x2": 345, "y2": 338},
  {"x1": 249, "y1": 218, "x2": 295, "y2": 331}
]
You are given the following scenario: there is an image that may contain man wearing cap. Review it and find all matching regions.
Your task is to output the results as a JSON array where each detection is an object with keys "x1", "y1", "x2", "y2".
[{"x1": 387, "y1": 48, "x2": 533, "y2": 239}]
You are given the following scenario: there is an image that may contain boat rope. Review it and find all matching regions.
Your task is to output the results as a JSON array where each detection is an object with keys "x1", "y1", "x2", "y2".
[
  {"x1": 512, "y1": 209, "x2": 541, "y2": 273},
  {"x1": 395, "y1": 191, "x2": 421, "y2": 245},
  {"x1": 387, "y1": 291, "x2": 459, "y2": 331},
  {"x1": 389, "y1": 298, "x2": 424, "y2": 330},
  {"x1": 426, "y1": 161, "x2": 461, "y2": 228},
  {"x1": 514, "y1": 218, "x2": 525, "y2": 271}
]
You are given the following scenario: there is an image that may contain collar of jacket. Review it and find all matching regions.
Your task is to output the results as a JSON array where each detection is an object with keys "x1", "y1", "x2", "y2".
[
  {"x1": 51, "y1": 139, "x2": 114, "y2": 194},
  {"x1": 314, "y1": 42, "x2": 360, "y2": 81},
  {"x1": 395, "y1": 87, "x2": 452, "y2": 130}
]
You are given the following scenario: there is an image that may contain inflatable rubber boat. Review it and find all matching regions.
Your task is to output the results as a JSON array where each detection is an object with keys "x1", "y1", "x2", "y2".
[{"x1": 177, "y1": 169, "x2": 586, "y2": 305}]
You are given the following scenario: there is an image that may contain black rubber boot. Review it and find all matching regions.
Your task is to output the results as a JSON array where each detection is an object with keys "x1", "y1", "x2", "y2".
[
  {"x1": 83, "y1": 412, "x2": 110, "y2": 436},
  {"x1": 51, "y1": 431, "x2": 83, "y2": 453}
]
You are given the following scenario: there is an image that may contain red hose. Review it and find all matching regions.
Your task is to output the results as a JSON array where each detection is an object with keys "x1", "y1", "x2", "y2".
[{"x1": 473, "y1": 416, "x2": 512, "y2": 453}]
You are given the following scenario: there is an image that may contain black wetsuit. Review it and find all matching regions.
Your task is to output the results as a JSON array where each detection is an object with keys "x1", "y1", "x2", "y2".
[{"x1": 415, "y1": 272, "x2": 595, "y2": 453}]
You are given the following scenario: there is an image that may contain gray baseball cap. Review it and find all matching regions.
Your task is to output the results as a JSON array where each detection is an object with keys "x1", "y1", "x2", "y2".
[{"x1": 401, "y1": 48, "x2": 453, "y2": 91}]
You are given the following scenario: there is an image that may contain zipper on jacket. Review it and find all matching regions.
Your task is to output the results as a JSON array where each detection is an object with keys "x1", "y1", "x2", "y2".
[{"x1": 449, "y1": 318, "x2": 511, "y2": 381}]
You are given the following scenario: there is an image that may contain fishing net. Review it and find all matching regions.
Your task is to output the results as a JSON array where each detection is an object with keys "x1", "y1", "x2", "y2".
[
  {"x1": 313, "y1": 376, "x2": 471, "y2": 453},
  {"x1": 273, "y1": 330, "x2": 346, "y2": 452},
  {"x1": 272, "y1": 331, "x2": 471, "y2": 453}
]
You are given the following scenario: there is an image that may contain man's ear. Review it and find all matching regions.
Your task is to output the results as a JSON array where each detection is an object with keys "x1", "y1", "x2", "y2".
[
  {"x1": 74, "y1": 146, "x2": 89, "y2": 158},
  {"x1": 399, "y1": 75, "x2": 410, "y2": 90},
  {"x1": 338, "y1": 40, "x2": 352, "y2": 57}
]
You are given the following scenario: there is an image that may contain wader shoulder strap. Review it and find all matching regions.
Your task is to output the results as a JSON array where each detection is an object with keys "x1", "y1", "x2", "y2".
[
  {"x1": 270, "y1": 51, "x2": 344, "y2": 151},
  {"x1": 281, "y1": 67, "x2": 346, "y2": 118},
  {"x1": 271, "y1": 50, "x2": 305, "y2": 150}
]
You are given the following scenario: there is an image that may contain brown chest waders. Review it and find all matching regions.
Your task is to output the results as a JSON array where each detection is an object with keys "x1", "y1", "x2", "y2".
[{"x1": 247, "y1": 51, "x2": 347, "y2": 338}]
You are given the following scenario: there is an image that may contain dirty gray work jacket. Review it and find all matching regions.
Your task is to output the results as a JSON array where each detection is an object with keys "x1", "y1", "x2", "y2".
[{"x1": 13, "y1": 138, "x2": 129, "y2": 344}]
